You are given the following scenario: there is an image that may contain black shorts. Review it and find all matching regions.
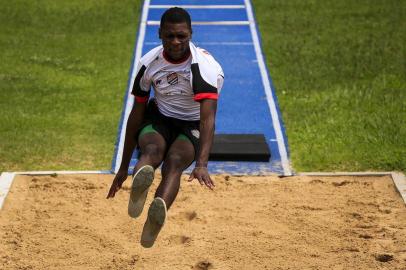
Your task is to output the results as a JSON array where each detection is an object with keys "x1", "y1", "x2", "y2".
[{"x1": 136, "y1": 99, "x2": 200, "y2": 159}]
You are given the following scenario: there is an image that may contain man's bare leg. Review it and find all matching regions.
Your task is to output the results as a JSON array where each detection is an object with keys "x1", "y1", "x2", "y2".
[
  {"x1": 128, "y1": 132, "x2": 167, "y2": 218},
  {"x1": 155, "y1": 138, "x2": 195, "y2": 209},
  {"x1": 141, "y1": 138, "x2": 194, "y2": 247},
  {"x1": 135, "y1": 132, "x2": 167, "y2": 172}
]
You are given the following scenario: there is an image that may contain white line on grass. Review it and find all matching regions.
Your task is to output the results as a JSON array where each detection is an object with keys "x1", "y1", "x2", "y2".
[
  {"x1": 114, "y1": 0, "x2": 151, "y2": 173},
  {"x1": 147, "y1": 21, "x2": 251, "y2": 25},
  {"x1": 144, "y1": 41, "x2": 253, "y2": 46},
  {"x1": 149, "y1": 5, "x2": 245, "y2": 9},
  {"x1": 15, "y1": 170, "x2": 111, "y2": 175},
  {"x1": 244, "y1": 0, "x2": 292, "y2": 176}
]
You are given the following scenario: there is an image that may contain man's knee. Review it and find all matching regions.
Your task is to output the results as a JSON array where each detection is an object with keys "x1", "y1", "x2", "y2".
[
  {"x1": 141, "y1": 143, "x2": 164, "y2": 162},
  {"x1": 164, "y1": 152, "x2": 189, "y2": 171}
]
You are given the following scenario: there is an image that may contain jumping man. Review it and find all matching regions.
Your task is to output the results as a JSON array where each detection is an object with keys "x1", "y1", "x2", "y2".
[{"x1": 107, "y1": 7, "x2": 224, "y2": 248}]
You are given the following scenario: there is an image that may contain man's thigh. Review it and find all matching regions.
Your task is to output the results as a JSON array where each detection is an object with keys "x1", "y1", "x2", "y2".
[
  {"x1": 164, "y1": 137, "x2": 195, "y2": 169},
  {"x1": 138, "y1": 129, "x2": 167, "y2": 155}
]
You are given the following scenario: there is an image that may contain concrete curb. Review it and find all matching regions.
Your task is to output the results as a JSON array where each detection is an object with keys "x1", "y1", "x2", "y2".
[{"x1": 0, "y1": 172, "x2": 16, "y2": 210}]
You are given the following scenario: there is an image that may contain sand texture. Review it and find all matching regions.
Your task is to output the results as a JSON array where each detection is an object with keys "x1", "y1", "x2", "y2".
[{"x1": 0, "y1": 173, "x2": 405, "y2": 269}]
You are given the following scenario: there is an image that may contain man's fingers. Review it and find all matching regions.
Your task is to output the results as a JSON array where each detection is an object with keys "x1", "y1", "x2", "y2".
[
  {"x1": 210, "y1": 178, "x2": 215, "y2": 187},
  {"x1": 204, "y1": 176, "x2": 213, "y2": 189},
  {"x1": 188, "y1": 170, "x2": 214, "y2": 188},
  {"x1": 210, "y1": 177, "x2": 215, "y2": 187},
  {"x1": 197, "y1": 176, "x2": 204, "y2": 185},
  {"x1": 107, "y1": 186, "x2": 116, "y2": 199},
  {"x1": 106, "y1": 173, "x2": 128, "y2": 199},
  {"x1": 107, "y1": 180, "x2": 121, "y2": 199}
]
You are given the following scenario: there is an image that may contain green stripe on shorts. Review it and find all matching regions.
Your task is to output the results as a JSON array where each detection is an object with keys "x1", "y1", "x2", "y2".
[
  {"x1": 176, "y1": 133, "x2": 190, "y2": 141},
  {"x1": 139, "y1": 124, "x2": 157, "y2": 137},
  {"x1": 139, "y1": 124, "x2": 191, "y2": 143}
]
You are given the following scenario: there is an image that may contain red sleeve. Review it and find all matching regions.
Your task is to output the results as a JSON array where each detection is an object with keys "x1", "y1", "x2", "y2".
[
  {"x1": 135, "y1": 96, "x2": 149, "y2": 103},
  {"x1": 194, "y1": 93, "x2": 218, "y2": 101}
]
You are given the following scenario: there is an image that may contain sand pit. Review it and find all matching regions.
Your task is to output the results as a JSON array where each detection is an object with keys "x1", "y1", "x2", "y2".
[{"x1": 0, "y1": 173, "x2": 405, "y2": 269}]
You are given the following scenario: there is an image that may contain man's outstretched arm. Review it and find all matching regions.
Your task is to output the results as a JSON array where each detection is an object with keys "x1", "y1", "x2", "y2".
[
  {"x1": 188, "y1": 99, "x2": 217, "y2": 189},
  {"x1": 107, "y1": 101, "x2": 147, "y2": 198}
]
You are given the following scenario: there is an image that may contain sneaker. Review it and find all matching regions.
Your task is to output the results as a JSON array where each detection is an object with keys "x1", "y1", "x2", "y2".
[
  {"x1": 141, "y1": 197, "x2": 167, "y2": 248},
  {"x1": 128, "y1": 165, "x2": 154, "y2": 218}
]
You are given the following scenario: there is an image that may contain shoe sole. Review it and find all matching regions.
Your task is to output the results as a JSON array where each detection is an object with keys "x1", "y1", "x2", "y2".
[
  {"x1": 141, "y1": 197, "x2": 167, "y2": 248},
  {"x1": 128, "y1": 165, "x2": 154, "y2": 218}
]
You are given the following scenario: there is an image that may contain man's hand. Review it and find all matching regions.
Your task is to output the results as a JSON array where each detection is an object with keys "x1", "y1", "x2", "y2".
[
  {"x1": 107, "y1": 169, "x2": 129, "y2": 198},
  {"x1": 188, "y1": 167, "x2": 215, "y2": 189}
]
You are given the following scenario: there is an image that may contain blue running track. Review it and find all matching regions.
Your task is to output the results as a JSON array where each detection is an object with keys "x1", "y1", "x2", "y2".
[{"x1": 112, "y1": 0, "x2": 292, "y2": 175}]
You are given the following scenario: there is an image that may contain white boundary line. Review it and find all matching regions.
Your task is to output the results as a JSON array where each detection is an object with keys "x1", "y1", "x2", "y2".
[
  {"x1": 14, "y1": 170, "x2": 111, "y2": 175},
  {"x1": 244, "y1": 0, "x2": 292, "y2": 176},
  {"x1": 150, "y1": 5, "x2": 245, "y2": 9},
  {"x1": 299, "y1": 172, "x2": 394, "y2": 176},
  {"x1": 147, "y1": 20, "x2": 250, "y2": 25},
  {"x1": 144, "y1": 41, "x2": 253, "y2": 46},
  {"x1": 114, "y1": 0, "x2": 151, "y2": 174}
]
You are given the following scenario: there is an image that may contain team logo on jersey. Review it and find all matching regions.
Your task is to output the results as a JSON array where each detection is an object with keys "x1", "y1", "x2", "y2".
[
  {"x1": 167, "y1": 72, "x2": 178, "y2": 85},
  {"x1": 191, "y1": 129, "x2": 200, "y2": 139}
]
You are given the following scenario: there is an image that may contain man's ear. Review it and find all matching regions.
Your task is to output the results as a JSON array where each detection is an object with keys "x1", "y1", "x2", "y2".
[{"x1": 158, "y1": 28, "x2": 162, "y2": 39}]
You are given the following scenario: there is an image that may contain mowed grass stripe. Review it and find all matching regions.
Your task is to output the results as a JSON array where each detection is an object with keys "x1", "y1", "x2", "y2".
[
  {"x1": 253, "y1": 0, "x2": 405, "y2": 172},
  {"x1": 0, "y1": 0, "x2": 141, "y2": 171}
]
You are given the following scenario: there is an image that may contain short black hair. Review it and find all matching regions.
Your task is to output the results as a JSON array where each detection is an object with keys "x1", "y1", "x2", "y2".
[{"x1": 160, "y1": 7, "x2": 192, "y2": 30}]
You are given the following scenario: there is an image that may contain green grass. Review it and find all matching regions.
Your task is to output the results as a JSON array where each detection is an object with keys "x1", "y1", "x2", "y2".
[
  {"x1": 254, "y1": 0, "x2": 406, "y2": 172},
  {"x1": 0, "y1": 0, "x2": 141, "y2": 171},
  {"x1": 0, "y1": 0, "x2": 405, "y2": 172}
]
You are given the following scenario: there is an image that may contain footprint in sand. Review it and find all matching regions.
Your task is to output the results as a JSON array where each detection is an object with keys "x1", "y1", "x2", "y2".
[
  {"x1": 193, "y1": 260, "x2": 213, "y2": 270},
  {"x1": 309, "y1": 179, "x2": 324, "y2": 184},
  {"x1": 358, "y1": 233, "x2": 373, "y2": 239},
  {"x1": 168, "y1": 235, "x2": 191, "y2": 245},
  {"x1": 378, "y1": 207, "x2": 392, "y2": 214},
  {"x1": 332, "y1": 181, "x2": 351, "y2": 187},
  {"x1": 179, "y1": 196, "x2": 190, "y2": 202},
  {"x1": 349, "y1": 212, "x2": 363, "y2": 220},
  {"x1": 375, "y1": 253, "x2": 394, "y2": 262},
  {"x1": 184, "y1": 211, "x2": 197, "y2": 221}
]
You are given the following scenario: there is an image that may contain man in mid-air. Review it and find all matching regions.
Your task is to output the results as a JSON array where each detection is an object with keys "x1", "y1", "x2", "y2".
[{"x1": 107, "y1": 7, "x2": 224, "y2": 248}]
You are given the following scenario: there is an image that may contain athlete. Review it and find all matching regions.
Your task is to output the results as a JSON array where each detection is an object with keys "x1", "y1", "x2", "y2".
[{"x1": 107, "y1": 7, "x2": 224, "y2": 248}]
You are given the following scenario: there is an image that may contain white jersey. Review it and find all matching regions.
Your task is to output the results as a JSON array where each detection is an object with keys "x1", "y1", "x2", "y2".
[{"x1": 131, "y1": 42, "x2": 224, "y2": 121}]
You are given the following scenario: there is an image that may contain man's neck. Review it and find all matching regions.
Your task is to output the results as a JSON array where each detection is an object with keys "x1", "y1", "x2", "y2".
[{"x1": 163, "y1": 49, "x2": 191, "y2": 64}]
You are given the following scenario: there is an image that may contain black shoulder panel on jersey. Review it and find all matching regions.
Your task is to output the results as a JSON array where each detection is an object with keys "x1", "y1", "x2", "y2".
[
  {"x1": 191, "y1": 63, "x2": 217, "y2": 94},
  {"x1": 131, "y1": 65, "x2": 149, "y2": 96}
]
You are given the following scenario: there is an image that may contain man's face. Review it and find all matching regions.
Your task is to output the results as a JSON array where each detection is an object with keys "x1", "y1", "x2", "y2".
[{"x1": 159, "y1": 22, "x2": 192, "y2": 61}]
